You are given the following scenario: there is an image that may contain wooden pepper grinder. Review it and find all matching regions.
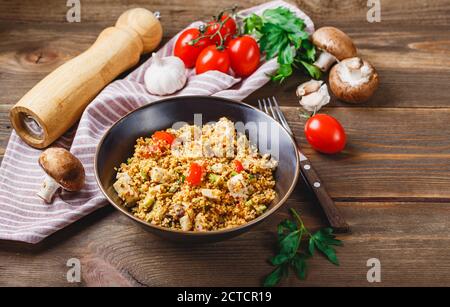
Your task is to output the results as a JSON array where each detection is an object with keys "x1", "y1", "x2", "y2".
[{"x1": 10, "y1": 8, "x2": 163, "y2": 149}]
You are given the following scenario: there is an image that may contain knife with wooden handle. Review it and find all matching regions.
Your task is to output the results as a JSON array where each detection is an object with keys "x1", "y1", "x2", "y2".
[
  {"x1": 297, "y1": 147, "x2": 350, "y2": 233},
  {"x1": 10, "y1": 8, "x2": 163, "y2": 149}
]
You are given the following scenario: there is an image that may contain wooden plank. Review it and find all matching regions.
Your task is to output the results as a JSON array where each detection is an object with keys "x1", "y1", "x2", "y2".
[
  {"x1": 0, "y1": 200, "x2": 448, "y2": 286},
  {"x1": 1, "y1": 0, "x2": 449, "y2": 27},
  {"x1": 246, "y1": 28, "x2": 450, "y2": 108},
  {"x1": 1, "y1": 1, "x2": 449, "y2": 108},
  {"x1": 0, "y1": 105, "x2": 449, "y2": 199},
  {"x1": 280, "y1": 106, "x2": 450, "y2": 200}
]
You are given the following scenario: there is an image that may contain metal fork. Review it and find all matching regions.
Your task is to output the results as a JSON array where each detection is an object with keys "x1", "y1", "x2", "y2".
[{"x1": 258, "y1": 97, "x2": 349, "y2": 233}]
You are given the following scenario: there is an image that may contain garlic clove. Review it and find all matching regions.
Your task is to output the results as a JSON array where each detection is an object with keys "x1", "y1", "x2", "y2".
[
  {"x1": 298, "y1": 83, "x2": 330, "y2": 112},
  {"x1": 151, "y1": 52, "x2": 162, "y2": 66},
  {"x1": 296, "y1": 80, "x2": 323, "y2": 97}
]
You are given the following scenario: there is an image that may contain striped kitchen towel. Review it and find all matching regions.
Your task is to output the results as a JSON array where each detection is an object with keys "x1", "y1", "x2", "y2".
[{"x1": 0, "y1": 0, "x2": 314, "y2": 243}]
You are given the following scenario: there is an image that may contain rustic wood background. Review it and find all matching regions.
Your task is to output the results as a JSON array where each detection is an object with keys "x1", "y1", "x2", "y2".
[{"x1": 0, "y1": 0, "x2": 449, "y2": 286}]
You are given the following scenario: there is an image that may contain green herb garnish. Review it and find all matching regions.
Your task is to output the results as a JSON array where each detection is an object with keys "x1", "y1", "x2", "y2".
[
  {"x1": 263, "y1": 208, "x2": 342, "y2": 286},
  {"x1": 243, "y1": 7, "x2": 321, "y2": 82}
]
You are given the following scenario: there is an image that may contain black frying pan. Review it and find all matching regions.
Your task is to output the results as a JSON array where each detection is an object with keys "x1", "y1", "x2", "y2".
[{"x1": 95, "y1": 96, "x2": 299, "y2": 242}]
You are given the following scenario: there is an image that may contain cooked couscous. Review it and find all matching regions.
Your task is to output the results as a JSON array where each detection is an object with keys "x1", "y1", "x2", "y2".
[{"x1": 113, "y1": 117, "x2": 277, "y2": 231}]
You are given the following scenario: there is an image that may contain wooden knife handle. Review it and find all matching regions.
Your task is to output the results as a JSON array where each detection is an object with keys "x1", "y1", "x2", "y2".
[
  {"x1": 298, "y1": 148, "x2": 350, "y2": 233},
  {"x1": 10, "y1": 8, "x2": 163, "y2": 149}
]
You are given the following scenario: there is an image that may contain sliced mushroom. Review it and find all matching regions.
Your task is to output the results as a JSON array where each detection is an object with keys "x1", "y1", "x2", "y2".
[
  {"x1": 296, "y1": 80, "x2": 330, "y2": 112},
  {"x1": 329, "y1": 57, "x2": 379, "y2": 103},
  {"x1": 37, "y1": 148, "x2": 85, "y2": 203},
  {"x1": 312, "y1": 27, "x2": 357, "y2": 72}
]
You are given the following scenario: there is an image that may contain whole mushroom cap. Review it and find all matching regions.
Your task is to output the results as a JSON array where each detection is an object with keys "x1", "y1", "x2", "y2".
[
  {"x1": 329, "y1": 57, "x2": 379, "y2": 103},
  {"x1": 38, "y1": 148, "x2": 85, "y2": 191},
  {"x1": 312, "y1": 27, "x2": 357, "y2": 60}
]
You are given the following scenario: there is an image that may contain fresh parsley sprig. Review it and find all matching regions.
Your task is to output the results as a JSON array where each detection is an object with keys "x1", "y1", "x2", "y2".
[
  {"x1": 263, "y1": 208, "x2": 342, "y2": 286},
  {"x1": 243, "y1": 7, "x2": 321, "y2": 82}
]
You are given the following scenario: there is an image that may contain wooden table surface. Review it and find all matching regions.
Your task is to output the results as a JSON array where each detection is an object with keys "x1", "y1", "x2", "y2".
[{"x1": 0, "y1": 0, "x2": 449, "y2": 287}]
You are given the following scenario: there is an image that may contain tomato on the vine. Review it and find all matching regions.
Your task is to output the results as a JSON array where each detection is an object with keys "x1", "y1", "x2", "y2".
[
  {"x1": 227, "y1": 36, "x2": 260, "y2": 77},
  {"x1": 174, "y1": 28, "x2": 211, "y2": 68},
  {"x1": 304, "y1": 114, "x2": 346, "y2": 154},
  {"x1": 195, "y1": 45, "x2": 230, "y2": 74},
  {"x1": 205, "y1": 14, "x2": 237, "y2": 45}
]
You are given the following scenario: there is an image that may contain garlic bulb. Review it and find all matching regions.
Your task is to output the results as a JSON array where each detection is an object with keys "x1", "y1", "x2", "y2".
[{"x1": 144, "y1": 53, "x2": 187, "y2": 95}]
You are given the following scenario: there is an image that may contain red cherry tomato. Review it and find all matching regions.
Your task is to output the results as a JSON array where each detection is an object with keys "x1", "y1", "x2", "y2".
[
  {"x1": 205, "y1": 14, "x2": 237, "y2": 45},
  {"x1": 234, "y1": 160, "x2": 244, "y2": 173},
  {"x1": 227, "y1": 36, "x2": 260, "y2": 77},
  {"x1": 304, "y1": 114, "x2": 346, "y2": 154},
  {"x1": 152, "y1": 131, "x2": 176, "y2": 144},
  {"x1": 174, "y1": 28, "x2": 211, "y2": 68},
  {"x1": 186, "y1": 162, "x2": 203, "y2": 186},
  {"x1": 195, "y1": 45, "x2": 230, "y2": 74}
]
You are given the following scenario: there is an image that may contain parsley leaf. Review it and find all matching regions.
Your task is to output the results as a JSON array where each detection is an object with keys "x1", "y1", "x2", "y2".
[
  {"x1": 270, "y1": 253, "x2": 290, "y2": 266},
  {"x1": 277, "y1": 219, "x2": 297, "y2": 241},
  {"x1": 263, "y1": 208, "x2": 343, "y2": 286},
  {"x1": 259, "y1": 23, "x2": 287, "y2": 59},
  {"x1": 262, "y1": 7, "x2": 305, "y2": 34},
  {"x1": 278, "y1": 44, "x2": 294, "y2": 65},
  {"x1": 244, "y1": 13, "x2": 263, "y2": 35},
  {"x1": 270, "y1": 64, "x2": 293, "y2": 83},
  {"x1": 297, "y1": 60, "x2": 322, "y2": 80},
  {"x1": 263, "y1": 263, "x2": 289, "y2": 287},
  {"x1": 291, "y1": 253, "x2": 309, "y2": 280},
  {"x1": 309, "y1": 228, "x2": 342, "y2": 265},
  {"x1": 288, "y1": 32, "x2": 308, "y2": 49},
  {"x1": 301, "y1": 39, "x2": 315, "y2": 61},
  {"x1": 243, "y1": 6, "x2": 318, "y2": 81},
  {"x1": 279, "y1": 229, "x2": 301, "y2": 258}
]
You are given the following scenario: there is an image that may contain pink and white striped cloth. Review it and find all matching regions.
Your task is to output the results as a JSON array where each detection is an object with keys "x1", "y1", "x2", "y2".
[{"x1": 0, "y1": 1, "x2": 314, "y2": 243}]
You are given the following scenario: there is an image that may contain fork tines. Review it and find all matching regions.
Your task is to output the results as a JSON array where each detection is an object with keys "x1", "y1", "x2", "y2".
[{"x1": 257, "y1": 97, "x2": 293, "y2": 136}]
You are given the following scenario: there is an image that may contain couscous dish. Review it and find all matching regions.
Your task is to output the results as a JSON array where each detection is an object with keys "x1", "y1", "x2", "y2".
[{"x1": 113, "y1": 117, "x2": 277, "y2": 231}]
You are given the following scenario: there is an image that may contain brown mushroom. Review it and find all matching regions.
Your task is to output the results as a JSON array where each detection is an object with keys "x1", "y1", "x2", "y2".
[
  {"x1": 329, "y1": 57, "x2": 379, "y2": 103},
  {"x1": 37, "y1": 147, "x2": 85, "y2": 203},
  {"x1": 312, "y1": 26, "x2": 357, "y2": 72}
]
